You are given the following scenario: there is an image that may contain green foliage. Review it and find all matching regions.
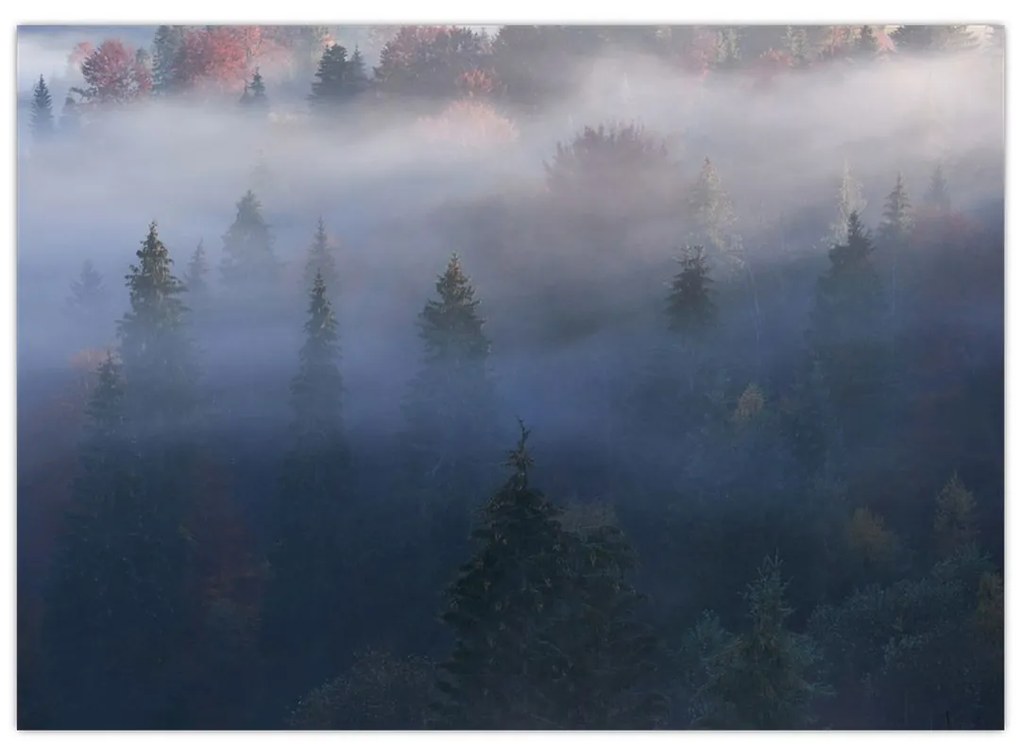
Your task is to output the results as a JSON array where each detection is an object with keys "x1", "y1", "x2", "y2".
[
  {"x1": 290, "y1": 650, "x2": 434, "y2": 729},
  {"x1": 66, "y1": 259, "x2": 106, "y2": 319},
  {"x1": 303, "y1": 218, "x2": 339, "y2": 295},
  {"x1": 933, "y1": 473, "x2": 978, "y2": 557},
  {"x1": 691, "y1": 555, "x2": 829, "y2": 729},
  {"x1": 828, "y1": 161, "x2": 867, "y2": 247},
  {"x1": 689, "y1": 157, "x2": 737, "y2": 260},
  {"x1": 666, "y1": 245, "x2": 716, "y2": 344},
  {"x1": 879, "y1": 172, "x2": 913, "y2": 245},
  {"x1": 30, "y1": 74, "x2": 54, "y2": 140},
  {"x1": 263, "y1": 272, "x2": 350, "y2": 703},
  {"x1": 220, "y1": 190, "x2": 280, "y2": 290},
  {"x1": 183, "y1": 240, "x2": 209, "y2": 307},
  {"x1": 240, "y1": 68, "x2": 268, "y2": 107},
  {"x1": 924, "y1": 163, "x2": 951, "y2": 212},
  {"x1": 309, "y1": 44, "x2": 368, "y2": 109}
]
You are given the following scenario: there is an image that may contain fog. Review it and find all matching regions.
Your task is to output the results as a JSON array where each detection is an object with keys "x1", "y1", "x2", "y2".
[{"x1": 16, "y1": 26, "x2": 1005, "y2": 730}]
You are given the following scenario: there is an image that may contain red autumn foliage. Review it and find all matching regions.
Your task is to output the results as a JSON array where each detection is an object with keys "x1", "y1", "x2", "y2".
[
  {"x1": 456, "y1": 68, "x2": 502, "y2": 99},
  {"x1": 78, "y1": 40, "x2": 152, "y2": 105}
]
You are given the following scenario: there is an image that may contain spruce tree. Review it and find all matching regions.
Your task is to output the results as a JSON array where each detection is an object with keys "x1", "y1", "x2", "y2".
[
  {"x1": 184, "y1": 240, "x2": 210, "y2": 308},
  {"x1": 41, "y1": 352, "x2": 193, "y2": 727},
  {"x1": 403, "y1": 253, "x2": 498, "y2": 498},
  {"x1": 30, "y1": 74, "x2": 54, "y2": 141},
  {"x1": 220, "y1": 190, "x2": 280, "y2": 291},
  {"x1": 66, "y1": 259, "x2": 106, "y2": 320},
  {"x1": 667, "y1": 245, "x2": 716, "y2": 344},
  {"x1": 878, "y1": 173, "x2": 913, "y2": 317},
  {"x1": 434, "y1": 424, "x2": 575, "y2": 728},
  {"x1": 810, "y1": 211, "x2": 888, "y2": 444},
  {"x1": 263, "y1": 271, "x2": 350, "y2": 709},
  {"x1": 303, "y1": 218, "x2": 338, "y2": 294},
  {"x1": 152, "y1": 25, "x2": 185, "y2": 94},
  {"x1": 309, "y1": 44, "x2": 365, "y2": 110},
  {"x1": 924, "y1": 163, "x2": 951, "y2": 212},
  {"x1": 856, "y1": 25, "x2": 880, "y2": 57},
  {"x1": 828, "y1": 160, "x2": 867, "y2": 247},
  {"x1": 784, "y1": 26, "x2": 810, "y2": 68},
  {"x1": 689, "y1": 157, "x2": 736, "y2": 259},
  {"x1": 692, "y1": 555, "x2": 828, "y2": 729},
  {"x1": 118, "y1": 222, "x2": 194, "y2": 429},
  {"x1": 241, "y1": 68, "x2": 268, "y2": 108}
]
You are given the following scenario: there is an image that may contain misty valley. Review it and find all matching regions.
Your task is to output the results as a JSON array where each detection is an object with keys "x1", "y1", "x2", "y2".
[{"x1": 16, "y1": 24, "x2": 1004, "y2": 730}]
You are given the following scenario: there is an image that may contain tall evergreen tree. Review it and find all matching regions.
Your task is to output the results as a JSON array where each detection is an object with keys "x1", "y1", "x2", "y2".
[
  {"x1": 309, "y1": 44, "x2": 366, "y2": 110},
  {"x1": 784, "y1": 26, "x2": 811, "y2": 67},
  {"x1": 220, "y1": 190, "x2": 280, "y2": 291},
  {"x1": 692, "y1": 555, "x2": 829, "y2": 729},
  {"x1": 924, "y1": 163, "x2": 951, "y2": 212},
  {"x1": 689, "y1": 157, "x2": 737, "y2": 259},
  {"x1": 66, "y1": 259, "x2": 106, "y2": 321},
  {"x1": 263, "y1": 271, "x2": 350, "y2": 709},
  {"x1": 434, "y1": 425, "x2": 575, "y2": 728},
  {"x1": 30, "y1": 75, "x2": 54, "y2": 141},
  {"x1": 403, "y1": 253, "x2": 498, "y2": 494},
  {"x1": 667, "y1": 245, "x2": 716, "y2": 344},
  {"x1": 878, "y1": 173, "x2": 913, "y2": 317},
  {"x1": 152, "y1": 25, "x2": 186, "y2": 94},
  {"x1": 241, "y1": 68, "x2": 268, "y2": 108},
  {"x1": 303, "y1": 218, "x2": 338, "y2": 293},
  {"x1": 184, "y1": 239, "x2": 210, "y2": 308},
  {"x1": 828, "y1": 160, "x2": 867, "y2": 246},
  {"x1": 118, "y1": 222, "x2": 195, "y2": 429},
  {"x1": 810, "y1": 211, "x2": 888, "y2": 444},
  {"x1": 856, "y1": 25, "x2": 880, "y2": 57}
]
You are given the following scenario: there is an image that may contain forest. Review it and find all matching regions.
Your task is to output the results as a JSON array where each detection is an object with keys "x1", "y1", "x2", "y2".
[{"x1": 16, "y1": 24, "x2": 1004, "y2": 729}]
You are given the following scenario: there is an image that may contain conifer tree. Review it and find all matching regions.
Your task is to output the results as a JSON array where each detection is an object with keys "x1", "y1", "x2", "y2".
[
  {"x1": 810, "y1": 211, "x2": 888, "y2": 443},
  {"x1": 184, "y1": 240, "x2": 210, "y2": 308},
  {"x1": 241, "y1": 68, "x2": 268, "y2": 108},
  {"x1": 66, "y1": 259, "x2": 106, "y2": 321},
  {"x1": 933, "y1": 473, "x2": 979, "y2": 557},
  {"x1": 924, "y1": 163, "x2": 951, "y2": 212},
  {"x1": 303, "y1": 218, "x2": 338, "y2": 293},
  {"x1": 689, "y1": 157, "x2": 737, "y2": 258},
  {"x1": 692, "y1": 555, "x2": 828, "y2": 729},
  {"x1": 30, "y1": 75, "x2": 54, "y2": 141},
  {"x1": 220, "y1": 190, "x2": 280, "y2": 291},
  {"x1": 118, "y1": 222, "x2": 194, "y2": 429},
  {"x1": 784, "y1": 26, "x2": 810, "y2": 67},
  {"x1": 878, "y1": 173, "x2": 913, "y2": 317},
  {"x1": 152, "y1": 25, "x2": 186, "y2": 94},
  {"x1": 667, "y1": 245, "x2": 716, "y2": 344},
  {"x1": 263, "y1": 271, "x2": 350, "y2": 708},
  {"x1": 403, "y1": 253, "x2": 498, "y2": 498},
  {"x1": 828, "y1": 160, "x2": 867, "y2": 246},
  {"x1": 41, "y1": 352, "x2": 193, "y2": 727},
  {"x1": 309, "y1": 44, "x2": 366, "y2": 110},
  {"x1": 434, "y1": 424, "x2": 575, "y2": 728}
]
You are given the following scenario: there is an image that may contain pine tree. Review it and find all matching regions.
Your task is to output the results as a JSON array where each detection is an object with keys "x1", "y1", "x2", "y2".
[
  {"x1": 403, "y1": 253, "x2": 498, "y2": 497},
  {"x1": 118, "y1": 222, "x2": 194, "y2": 429},
  {"x1": 309, "y1": 44, "x2": 366, "y2": 110},
  {"x1": 241, "y1": 67, "x2": 268, "y2": 108},
  {"x1": 41, "y1": 353, "x2": 193, "y2": 727},
  {"x1": 667, "y1": 245, "x2": 716, "y2": 344},
  {"x1": 263, "y1": 271, "x2": 350, "y2": 708},
  {"x1": 878, "y1": 173, "x2": 913, "y2": 317},
  {"x1": 828, "y1": 160, "x2": 867, "y2": 246},
  {"x1": 933, "y1": 473, "x2": 979, "y2": 557},
  {"x1": 152, "y1": 25, "x2": 186, "y2": 94},
  {"x1": 810, "y1": 211, "x2": 888, "y2": 444},
  {"x1": 184, "y1": 240, "x2": 209, "y2": 308},
  {"x1": 30, "y1": 75, "x2": 54, "y2": 141},
  {"x1": 924, "y1": 163, "x2": 951, "y2": 212},
  {"x1": 692, "y1": 555, "x2": 828, "y2": 729},
  {"x1": 689, "y1": 157, "x2": 737, "y2": 258},
  {"x1": 303, "y1": 218, "x2": 338, "y2": 294},
  {"x1": 220, "y1": 190, "x2": 279, "y2": 291},
  {"x1": 66, "y1": 259, "x2": 106, "y2": 320},
  {"x1": 434, "y1": 424, "x2": 575, "y2": 728}
]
